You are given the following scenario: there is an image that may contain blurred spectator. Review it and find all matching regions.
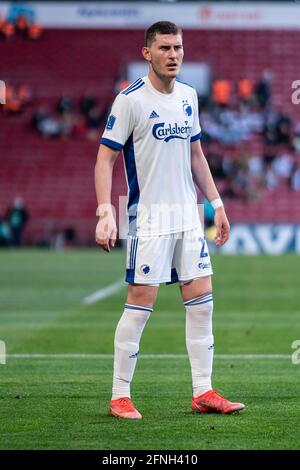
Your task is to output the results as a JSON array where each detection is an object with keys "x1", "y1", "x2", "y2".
[
  {"x1": 60, "y1": 112, "x2": 75, "y2": 139},
  {"x1": 73, "y1": 114, "x2": 87, "y2": 139},
  {"x1": 15, "y1": 14, "x2": 28, "y2": 35},
  {"x1": 3, "y1": 87, "x2": 22, "y2": 113},
  {"x1": 0, "y1": 216, "x2": 11, "y2": 247},
  {"x1": 263, "y1": 105, "x2": 279, "y2": 145},
  {"x1": 1, "y1": 21, "x2": 15, "y2": 40},
  {"x1": 234, "y1": 160, "x2": 252, "y2": 200},
  {"x1": 86, "y1": 106, "x2": 106, "y2": 140},
  {"x1": 248, "y1": 153, "x2": 264, "y2": 179},
  {"x1": 204, "y1": 199, "x2": 215, "y2": 229},
  {"x1": 238, "y1": 102, "x2": 264, "y2": 134},
  {"x1": 292, "y1": 124, "x2": 300, "y2": 152},
  {"x1": 263, "y1": 143, "x2": 277, "y2": 166},
  {"x1": 212, "y1": 79, "x2": 231, "y2": 107},
  {"x1": 255, "y1": 70, "x2": 272, "y2": 109},
  {"x1": 199, "y1": 110, "x2": 222, "y2": 142},
  {"x1": 80, "y1": 91, "x2": 97, "y2": 116},
  {"x1": 32, "y1": 106, "x2": 61, "y2": 138},
  {"x1": 291, "y1": 161, "x2": 300, "y2": 191},
  {"x1": 200, "y1": 101, "x2": 264, "y2": 145},
  {"x1": 51, "y1": 229, "x2": 65, "y2": 251},
  {"x1": 18, "y1": 83, "x2": 33, "y2": 105},
  {"x1": 27, "y1": 23, "x2": 43, "y2": 40},
  {"x1": 2, "y1": 82, "x2": 33, "y2": 114},
  {"x1": 57, "y1": 94, "x2": 75, "y2": 115},
  {"x1": 51, "y1": 227, "x2": 76, "y2": 250},
  {"x1": 275, "y1": 111, "x2": 292, "y2": 145},
  {"x1": 272, "y1": 148, "x2": 294, "y2": 182},
  {"x1": 262, "y1": 104, "x2": 291, "y2": 145},
  {"x1": 0, "y1": 7, "x2": 43, "y2": 41},
  {"x1": 238, "y1": 78, "x2": 254, "y2": 104},
  {"x1": 263, "y1": 126, "x2": 278, "y2": 146},
  {"x1": 32, "y1": 106, "x2": 49, "y2": 131},
  {"x1": 64, "y1": 227, "x2": 76, "y2": 249},
  {"x1": 221, "y1": 153, "x2": 261, "y2": 201},
  {"x1": 0, "y1": 15, "x2": 6, "y2": 38},
  {"x1": 247, "y1": 153, "x2": 265, "y2": 199},
  {"x1": 219, "y1": 106, "x2": 250, "y2": 143},
  {"x1": 4, "y1": 84, "x2": 14, "y2": 104},
  {"x1": 116, "y1": 79, "x2": 130, "y2": 94},
  {"x1": 39, "y1": 116, "x2": 61, "y2": 138},
  {"x1": 6, "y1": 197, "x2": 29, "y2": 246},
  {"x1": 32, "y1": 92, "x2": 108, "y2": 140},
  {"x1": 206, "y1": 144, "x2": 226, "y2": 179},
  {"x1": 265, "y1": 162, "x2": 278, "y2": 190}
]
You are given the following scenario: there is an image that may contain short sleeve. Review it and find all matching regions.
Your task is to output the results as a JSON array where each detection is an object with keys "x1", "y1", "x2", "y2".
[
  {"x1": 190, "y1": 90, "x2": 202, "y2": 142},
  {"x1": 101, "y1": 93, "x2": 134, "y2": 150}
]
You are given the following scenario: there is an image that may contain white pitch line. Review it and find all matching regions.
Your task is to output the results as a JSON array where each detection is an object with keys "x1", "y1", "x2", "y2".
[
  {"x1": 83, "y1": 279, "x2": 125, "y2": 305},
  {"x1": 6, "y1": 354, "x2": 291, "y2": 360}
]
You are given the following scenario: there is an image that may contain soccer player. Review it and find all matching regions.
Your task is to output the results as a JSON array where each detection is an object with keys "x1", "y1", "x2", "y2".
[{"x1": 95, "y1": 21, "x2": 245, "y2": 419}]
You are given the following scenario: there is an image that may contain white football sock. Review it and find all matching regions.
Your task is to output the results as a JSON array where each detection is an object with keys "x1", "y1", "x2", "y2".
[
  {"x1": 111, "y1": 304, "x2": 152, "y2": 400},
  {"x1": 185, "y1": 293, "x2": 214, "y2": 398}
]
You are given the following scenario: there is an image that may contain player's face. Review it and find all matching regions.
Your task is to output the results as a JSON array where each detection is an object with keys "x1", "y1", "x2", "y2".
[{"x1": 144, "y1": 33, "x2": 184, "y2": 79}]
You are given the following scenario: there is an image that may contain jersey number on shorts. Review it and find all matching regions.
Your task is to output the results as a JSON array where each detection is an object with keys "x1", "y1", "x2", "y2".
[{"x1": 199, "y1": 237, "x2": 208, "y2": 258}]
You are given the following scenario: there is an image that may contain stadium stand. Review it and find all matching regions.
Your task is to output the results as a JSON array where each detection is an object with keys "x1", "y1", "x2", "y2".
[{"x1": 1, "y1": 29, "x2": 300, "y2": 244}]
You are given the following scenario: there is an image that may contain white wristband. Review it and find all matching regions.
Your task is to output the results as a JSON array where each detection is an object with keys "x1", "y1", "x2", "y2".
[
  {"x1": 96, "y1": 204, "x2": 114, "y2": 217},
  {"x1": 210, "y1": 198, "x2": 223, "y2": 210}
]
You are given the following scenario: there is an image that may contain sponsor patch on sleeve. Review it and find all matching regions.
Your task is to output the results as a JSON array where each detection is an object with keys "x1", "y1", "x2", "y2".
[{"x1": 106, "y1": 114, "x2": 116, "y2": 130}]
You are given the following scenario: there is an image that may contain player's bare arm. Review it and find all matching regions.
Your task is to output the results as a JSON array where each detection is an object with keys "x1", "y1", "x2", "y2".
[
  {"x1": 94, "y1": 144, "x2": 119, "y2": 252},
  {"x1": 191, "y1": 139, "x2": 230, "y2": 246}
]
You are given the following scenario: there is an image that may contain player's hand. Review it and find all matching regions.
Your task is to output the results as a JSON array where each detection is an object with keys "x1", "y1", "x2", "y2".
[
  {"x1": 214, "y1": 207, "x2": 230, "y2": 246},
  {"x1": 95, "y1": 212, "x2": 117, "y2": 252}
]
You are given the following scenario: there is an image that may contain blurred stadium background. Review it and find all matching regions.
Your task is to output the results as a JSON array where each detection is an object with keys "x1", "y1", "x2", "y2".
[
  {"x1": 1, "y1": 0, "x2": 300, "y2": 451},
  {"x1": 1, "y1": 0, "x2": 300, "y2": 252}
]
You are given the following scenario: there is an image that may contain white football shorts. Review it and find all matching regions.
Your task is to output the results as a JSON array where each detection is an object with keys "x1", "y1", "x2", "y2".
[{"x1": 125, "y1": 226, "x2": 213, "y2": 285}]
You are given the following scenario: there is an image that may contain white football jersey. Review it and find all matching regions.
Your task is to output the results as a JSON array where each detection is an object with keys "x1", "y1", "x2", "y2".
[{"x1": 101, "y1": 76, "x2": 202, "y2": 236}]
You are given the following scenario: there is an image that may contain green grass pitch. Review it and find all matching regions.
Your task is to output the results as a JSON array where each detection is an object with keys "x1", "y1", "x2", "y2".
[{"x1": 0, "y1": 249, "x2": 299, "y2": 450}]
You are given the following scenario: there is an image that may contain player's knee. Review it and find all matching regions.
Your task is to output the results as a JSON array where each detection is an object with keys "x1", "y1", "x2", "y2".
[
  {"x1": 181, "y1": 276, "x2": 212, "y2": 302},
  {"x1": 126, "y1": 284, "x2": 158, "y2": 308}
]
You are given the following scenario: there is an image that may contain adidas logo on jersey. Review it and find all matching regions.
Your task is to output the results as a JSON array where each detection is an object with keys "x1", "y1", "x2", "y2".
[{"x1": 149, "y1": 110, "x2": 160, "y2": 119}]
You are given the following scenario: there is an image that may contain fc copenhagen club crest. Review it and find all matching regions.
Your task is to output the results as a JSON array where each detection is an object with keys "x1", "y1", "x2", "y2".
[
  {"x1": 182, "y1": 100, "x2": 192, "y2": 116},
  {"x1": 140, "y1": 264, "x2": 150, "y2": 275}
]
